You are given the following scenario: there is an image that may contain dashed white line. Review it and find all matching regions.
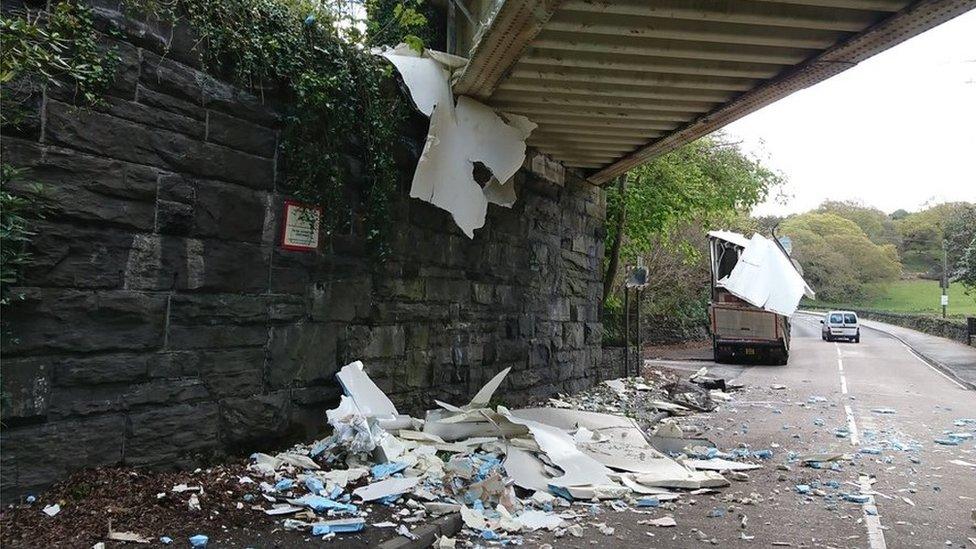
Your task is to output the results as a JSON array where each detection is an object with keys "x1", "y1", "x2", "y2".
[
  {"x1": 844, "y1": 404, "x2": 860, "y2": 446},
  {"x1": 858, "y1": 475, "x2": 888, "y2": 549},
  {"x1": 836, "y1": 344, "x2": 848, "y2": 394}
]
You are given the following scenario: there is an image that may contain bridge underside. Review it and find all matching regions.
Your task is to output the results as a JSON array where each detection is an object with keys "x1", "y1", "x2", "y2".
[{"x1": 446, "y1": 0, "x2": 975, "y2": 184}]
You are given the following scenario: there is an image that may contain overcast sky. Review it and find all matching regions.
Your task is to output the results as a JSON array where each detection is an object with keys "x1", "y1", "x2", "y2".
[{"x1": 725, "y1": 9, "x2": 976, "y2": 217}]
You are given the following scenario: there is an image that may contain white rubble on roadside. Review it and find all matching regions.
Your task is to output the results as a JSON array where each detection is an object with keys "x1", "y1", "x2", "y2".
[{"x1": 234, "y1": 360, "x2": 755, "y2": 544}]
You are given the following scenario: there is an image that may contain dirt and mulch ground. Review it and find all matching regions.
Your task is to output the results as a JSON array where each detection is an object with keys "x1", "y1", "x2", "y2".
[
  {"x1": 0, "y1": 463, "x2": 397, "y2": 548},
  {"x1": 1, "y1": 363, "x2": 722, "y2": 549}
]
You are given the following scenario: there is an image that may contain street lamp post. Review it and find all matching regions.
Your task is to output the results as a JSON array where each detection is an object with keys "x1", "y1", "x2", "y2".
[{"x1": 942, "y1": 238, "x2": 948, "y2": 319}]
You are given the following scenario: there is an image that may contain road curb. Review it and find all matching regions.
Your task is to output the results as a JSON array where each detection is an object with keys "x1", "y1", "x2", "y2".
[
  {"x1": 858, "y1": 322, "x2": 976, "y2": 391},
  {"x1": 377, "y1": 514, "x2": 462, "y2": 549},
  {"x1": 797, "y1": 311, "x2": 976, "y2": 391}
]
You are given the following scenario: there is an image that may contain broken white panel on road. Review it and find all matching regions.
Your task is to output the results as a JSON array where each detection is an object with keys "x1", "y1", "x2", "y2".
[
  {"x1": 684, "y1": 458, "x2": 762, "y2": 472},
  {"x1": 380, "y1": 45, "x2": 536, "y2": 238},
  {"x1": 710, "y1": 231, "x2": 815, "y2": 316},
  {"x1": 352, "y1": 476, "x2": 421, "y2": 502},
  {"x1": 511, "y1": 407, "x2": 727, "y2": 488},
  {"x1": 335, "y1": 361, "x2": 399, "y2": 419},
  {"x1": 500, "y1": 409, "x2": 615, "y2": 489}
]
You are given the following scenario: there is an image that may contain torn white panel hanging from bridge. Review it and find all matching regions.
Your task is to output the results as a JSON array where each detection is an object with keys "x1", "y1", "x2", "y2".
[
  {"x1": 379, "y1": 45, "x2": 536, "y2": 238},
  {"x1": 709, "y1": 231, "x2": 815, "y2": 316}
]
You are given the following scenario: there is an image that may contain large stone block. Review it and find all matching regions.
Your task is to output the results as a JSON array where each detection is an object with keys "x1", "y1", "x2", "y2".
[
  {"x1": 190, "y1": 240, "x2": 269, "y2": 293},
  {"x1": 124, "y1": 403, "x2": 220, "y2": 467},
  {"x1": 192, "y1": 179, "x2": 268, "y2": 242},
  {"x1": 46, "y1": 378, "x2": 209, "y2": 419},
  {"x1": 92, "y1": 6, "x2": 169, "y2": 54},
  {"x1": 0, "y1": 140, "x2": 157, "y2": 231},
  {"x1": 45, "y1": 100, "x2": 275, "y2": 190},
  {"x1": 139, "y1": 51, "x2": 204, "y2": 105},
  {"x1": 156, "y1": 199, "x2": 194, "y2": 235},
  {"x1": 24, "y1": 221, "x2": 133, "y2": 289},
  {"x1": 425, "y1": 278, "x2": 471, "y2": 303},
  {"x1": 220, "y1": 391, "x2": 290, "y2": 447},
  {"x1": 53, "y1": 352, "x2": 157, "y2": 386},
  {"x1": 0, "y1": 414, "x2": 124, "y2": 502},
  {"x1": 123, "y1": 234, "x2": 194, "y2": 290},
  {"x1": 0, "y1": 356, "x2": 51, "y2": 421},
  {"x1": 308, "y1": 278, "x2": 372, "y2": 322},
  {"x1": 166, "y1": 294, "x2": 269, "y2": 349},
  {"x1": 364, "y1": 325, "x2": 406, "y2": 359},
  {"x1": 137, "y1": 84, "x2": 206, "y2": 121},
  {"x1": 267, "y1": 322, "x2": 338, "y2": 388},
  {"x1": 207, "y1": 110, "x2": 276, "y2": 158},
  {"x1": 96, "y1": 94, "x2": 205, "y2": 139},
  {"x1": 200, "y1": 73, "x2": 280, "y2": 127},
  {"x1": 1, "y1": 289, "x2": 166, "y2": 356}
]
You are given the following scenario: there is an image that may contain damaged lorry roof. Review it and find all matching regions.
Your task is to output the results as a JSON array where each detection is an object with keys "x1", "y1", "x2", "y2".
[{"x1": 708, "y1": 230, "x2": 815, "y2": 317}]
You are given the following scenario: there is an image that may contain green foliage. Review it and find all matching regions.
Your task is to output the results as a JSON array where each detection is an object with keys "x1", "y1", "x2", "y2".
[
  {"x1": 128, "y1": 0, "x2": 434, "y2": 256},
  {"x1": 606, "y1": 134, "x2": 781, "y2": 270},
  {"x1": 603, "y1": 135, "x2": 781, "y2": 331},
  {"x1": 1, "y1": 1, "x2": 112, "y2": 311},
  {"x1": 366, "y1": 0, "x2": 441, "y2": 50},
  {"x1": 1, "y1": 2, "x2": 119, "y2": 125},
  {"x1": 780, "y1": 212, "x2": 902, "y2": 302},
  {"x1": 0, "y1": 165, "x2": 45, "y2": 307},
  {"x1": 815, "y1": 200, "x2": 899, "y2": 247},
  {"x1": 957, "y1": 236, "x2": 976, "y2": 301},
  {"x1": 893, "y1": 202, "x2": 976, "y2": 277},
  {"x1": 806, "y1": 279, "x2": 976, "y2": 317}
]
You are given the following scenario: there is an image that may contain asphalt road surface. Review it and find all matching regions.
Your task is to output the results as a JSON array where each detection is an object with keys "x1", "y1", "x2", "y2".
[{"x1": 534, "y1": 315, "x2": 976, "y2": 549}]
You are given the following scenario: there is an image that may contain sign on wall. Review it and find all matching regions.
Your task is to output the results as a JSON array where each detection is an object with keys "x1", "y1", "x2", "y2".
[{"x1": 280, "y1": 200, "x2": 322, "y2": 252}]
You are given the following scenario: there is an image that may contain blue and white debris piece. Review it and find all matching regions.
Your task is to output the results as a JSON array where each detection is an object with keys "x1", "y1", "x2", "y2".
[{"x1": 234, "y1": 361, "x2": 748, "y2": 544}]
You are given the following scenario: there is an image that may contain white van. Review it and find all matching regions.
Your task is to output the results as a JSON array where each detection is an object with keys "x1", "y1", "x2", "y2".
[{"x1": 821, "y1": 311, "x2": 860, "y2": 343}]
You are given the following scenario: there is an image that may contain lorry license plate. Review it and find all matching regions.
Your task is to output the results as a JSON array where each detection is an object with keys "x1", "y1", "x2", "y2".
[{"x1": 744, "y1": 348, "x2": 755, "y2": 355}]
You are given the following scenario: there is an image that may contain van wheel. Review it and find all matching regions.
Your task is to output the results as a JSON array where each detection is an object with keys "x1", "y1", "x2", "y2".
[{"x1": 854, "y1": 334, "x2": 860, "y2": 343}]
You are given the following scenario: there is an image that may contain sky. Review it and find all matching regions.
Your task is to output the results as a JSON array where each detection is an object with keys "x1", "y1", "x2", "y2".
[{"x1": 725, "y1": 9, "x2": 976, "y2": 217}]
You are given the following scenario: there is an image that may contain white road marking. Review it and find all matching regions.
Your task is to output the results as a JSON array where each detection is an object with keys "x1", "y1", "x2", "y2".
[
  {"x1": 844, "y1": 404, "x2": 860, "y2": 446},
  {"x1": 858, "y1": 475, "x2": 888, "y2": 549},
  {"x1": 836, "y1": 344, "x2": 848, "y2": 394},
  {"x1": 900, "y1": 342, "x2": 967, "y2": 390}
]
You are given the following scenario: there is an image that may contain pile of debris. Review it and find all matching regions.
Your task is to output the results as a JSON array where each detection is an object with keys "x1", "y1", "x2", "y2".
[
  {"x1": 3, "y1": 361, "x2": 761, "y2": 547},
  {"x1": 237, "y1": 361, "x2": 759, "y2": 545}
]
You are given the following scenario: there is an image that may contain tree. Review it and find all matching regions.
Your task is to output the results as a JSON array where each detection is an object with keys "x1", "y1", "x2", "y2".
[
  {"x1": 603, "y1": 134, "x2": 781, "y2": 304},
  {"x1": 780, "y1": 212, "x2": 902, "y2": 301},
  {"x1": 815, "y1": 200, "x2": 899, "y2": 247},
  {"x1": 895, "y1": 202, "x2": 976, "y2": 277},
  {"x1": 957, "y1": 236, "x2": 976, "y2": 302}
]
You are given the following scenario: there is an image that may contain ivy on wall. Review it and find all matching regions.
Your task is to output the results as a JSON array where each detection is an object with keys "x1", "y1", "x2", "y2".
[
  {"x1": 130, "y1": 0, "x2": 434, "y2": 257},
  {"x1": 1, "y1": 2, "x2": 116, "y2": 309}
]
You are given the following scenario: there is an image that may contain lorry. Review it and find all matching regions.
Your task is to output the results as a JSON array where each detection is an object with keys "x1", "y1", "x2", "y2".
[{"x1": 707, "y1": 230, "x2": 814, "y2": 365}]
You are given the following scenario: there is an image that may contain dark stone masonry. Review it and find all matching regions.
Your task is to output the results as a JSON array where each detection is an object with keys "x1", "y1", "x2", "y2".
[{"x1": 0, "y1": 6, "x2": 608, "y2": 500}]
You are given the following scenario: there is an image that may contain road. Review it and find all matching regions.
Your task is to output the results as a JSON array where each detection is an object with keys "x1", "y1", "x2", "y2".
[{"x1": 536, "y1": 314, "x2": 976, "y2": 548}]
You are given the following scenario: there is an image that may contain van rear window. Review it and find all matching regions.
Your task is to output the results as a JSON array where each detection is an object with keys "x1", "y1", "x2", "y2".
[
  {"x1": 829, "y1": 314, "x2": 843, "y2": 323},
  {"x1": 844, "y1": 314, "x2": 857, "y2": 324}
]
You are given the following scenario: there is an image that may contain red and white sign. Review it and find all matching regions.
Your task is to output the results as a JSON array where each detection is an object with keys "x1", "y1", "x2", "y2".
[{"x1": 280, "y1": 200, "x2": 322, "y2": 252}]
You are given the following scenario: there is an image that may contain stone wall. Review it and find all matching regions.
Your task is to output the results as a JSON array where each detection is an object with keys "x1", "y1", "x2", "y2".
[
  {"x1": 639, "y1": 314, "x2": 710, "y2": 345},
  {"x1": 0, "y1": 5, "x2": 607, "y2": 501},
  {"x1": 852, "y1": 310, "x2": 970, "y2": 345}
]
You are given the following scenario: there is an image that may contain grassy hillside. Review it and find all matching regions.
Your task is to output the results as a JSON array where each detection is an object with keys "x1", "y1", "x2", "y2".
[{"x1": 806, "y1": 279, "x2": 976, "y2": 317}]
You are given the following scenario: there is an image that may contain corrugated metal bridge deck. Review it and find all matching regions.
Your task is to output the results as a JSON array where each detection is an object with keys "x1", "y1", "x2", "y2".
[{"x1": 449, "y1": 0, "x2": 975, "y2": 184}]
